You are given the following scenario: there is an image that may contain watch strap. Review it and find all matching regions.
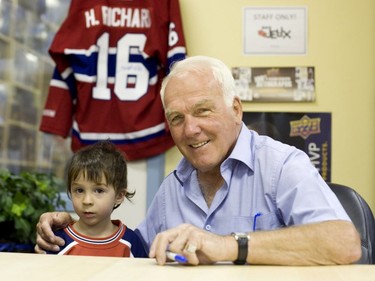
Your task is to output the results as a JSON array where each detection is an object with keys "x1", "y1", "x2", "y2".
[{"x1": 231, "y1": 232, "x2": 250, "y2": 265}]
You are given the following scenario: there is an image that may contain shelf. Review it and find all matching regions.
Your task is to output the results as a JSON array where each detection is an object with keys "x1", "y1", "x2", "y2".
[{"x1": 0, "y1": 0, "x2": 72, "y2": 178}]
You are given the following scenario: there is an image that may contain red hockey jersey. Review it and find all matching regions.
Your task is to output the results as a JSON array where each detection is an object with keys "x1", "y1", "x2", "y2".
[
  {"x1": 49, "y1": 220, "x2": 147, "y2": 257},
  {"x1": 40, "y1": 0, "x2": 186, "y2": 160}
]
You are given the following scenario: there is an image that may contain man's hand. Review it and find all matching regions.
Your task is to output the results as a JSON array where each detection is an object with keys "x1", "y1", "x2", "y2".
[
  {"x1": 34, "y1": 212, "x2": 73, "y2": 253},
  {"x1": 149, "y1": 224, "x2": 236, "y2": 265}
]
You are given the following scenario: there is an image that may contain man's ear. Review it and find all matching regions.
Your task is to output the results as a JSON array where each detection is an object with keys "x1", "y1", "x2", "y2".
[{"x1": 232, "y1": 96, "x2": 243, "y2": 121}]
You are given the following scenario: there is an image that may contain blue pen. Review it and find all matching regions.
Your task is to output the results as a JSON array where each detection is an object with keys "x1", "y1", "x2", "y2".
[
  {"x1": 166, "y1": 251, "x2": 188, "y2": 263},
  {"x1": 253, "y1": 212, "x2": 262, "y2": 231}
]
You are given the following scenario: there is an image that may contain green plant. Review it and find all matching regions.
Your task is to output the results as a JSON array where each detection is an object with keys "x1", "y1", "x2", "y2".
[{"x1": 0, "y1": 169, "x2": 66, "y2": 246}]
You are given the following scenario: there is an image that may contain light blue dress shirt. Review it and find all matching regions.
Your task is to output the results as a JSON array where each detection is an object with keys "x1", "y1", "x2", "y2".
[{"x1": 136, "y1": 123, "x2": 350, "y2": 249}]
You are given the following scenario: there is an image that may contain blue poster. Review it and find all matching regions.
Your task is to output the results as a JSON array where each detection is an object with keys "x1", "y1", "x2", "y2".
[{"x1": 243, "y1": 112, "x2": 331, "y2": 181}]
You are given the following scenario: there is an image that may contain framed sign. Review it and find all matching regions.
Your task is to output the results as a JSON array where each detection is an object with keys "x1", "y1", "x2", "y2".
[
  {"x1": 243, "y1": 7, "x2": 307, "y2": 55},
  {"x1": 232, "y1": 66, "x2": 315, "y2": 102}
]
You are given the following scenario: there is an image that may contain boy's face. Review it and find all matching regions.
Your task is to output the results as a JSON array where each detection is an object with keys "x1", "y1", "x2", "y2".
[{"x1": 70, "y1": 172, "x2": 125, "y2": 229}]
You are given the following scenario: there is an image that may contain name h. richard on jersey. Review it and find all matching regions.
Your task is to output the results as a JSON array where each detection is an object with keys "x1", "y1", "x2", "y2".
[{"x1": 85, "y1": 7, "x2": 151, "y2": 29}]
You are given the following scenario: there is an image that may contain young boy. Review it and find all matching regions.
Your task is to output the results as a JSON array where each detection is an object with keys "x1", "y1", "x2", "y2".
[{"x1": 47, "y1": 141, "x2": 147, "y2": 257}]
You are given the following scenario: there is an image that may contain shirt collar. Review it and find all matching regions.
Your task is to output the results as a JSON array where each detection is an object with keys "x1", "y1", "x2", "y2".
[{"x1": 223, "y1": 122, "x2": 254, "y2": 171}]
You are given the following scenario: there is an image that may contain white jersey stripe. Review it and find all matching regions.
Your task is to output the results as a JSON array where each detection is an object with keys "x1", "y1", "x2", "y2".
[
  {"x1": 119, "y1": 239, "x2": 134, "y2": 257},
  {"x1": 57, "y1": 241, "x2": 78, "y2": 255},
  {"x1": 73, "y1": 121, "x2": 166, "y2": 141},
  {"x1": 168, "y1": 46, "x2": 186, "y2": 59},
  {"x1": 50, "y1": 79, "x2": 69, "y2": 89},
  {"x1": 73, "y1": 74, "x2": 157, "y2": 85}
]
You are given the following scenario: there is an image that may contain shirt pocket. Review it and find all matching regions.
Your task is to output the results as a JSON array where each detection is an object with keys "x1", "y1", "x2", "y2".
[
  {"x1": 212, "y1": 216, "x2": 253, "y2": 234},
  {"x1": 251, "y1": 211, "x2": 283, "y2": 231},
  {"x1": 212, "y1": 211, "x2": 282, "y2": 235}
]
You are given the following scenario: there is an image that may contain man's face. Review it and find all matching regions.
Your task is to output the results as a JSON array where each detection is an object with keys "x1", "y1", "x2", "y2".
[{"x1": 164, "y1": 71, "x2": 243, "y2": 173}]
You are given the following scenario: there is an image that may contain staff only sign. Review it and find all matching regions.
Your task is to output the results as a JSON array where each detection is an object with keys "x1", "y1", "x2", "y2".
[
  {"x1": 243, "y1": 112, "x2": 331, "y2": 181},
  {"x1": 243, "y1": 7, "x2": 307, "y2": 55}
]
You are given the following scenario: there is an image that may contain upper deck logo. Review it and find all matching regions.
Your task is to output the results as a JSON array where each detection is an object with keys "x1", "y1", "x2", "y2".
[{"x1": 289, "y1": 115, "x2": 321, "y2": 139}]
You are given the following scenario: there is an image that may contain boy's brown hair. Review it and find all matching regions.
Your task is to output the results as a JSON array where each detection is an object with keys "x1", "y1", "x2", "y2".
[{"x1": 66, "y1": 140, "x2": 135, "y2": 204}]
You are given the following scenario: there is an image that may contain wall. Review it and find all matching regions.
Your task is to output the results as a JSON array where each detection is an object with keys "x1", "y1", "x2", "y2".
[{"x1": 165, "y1": 0, "x2": 375, "y2": 211}]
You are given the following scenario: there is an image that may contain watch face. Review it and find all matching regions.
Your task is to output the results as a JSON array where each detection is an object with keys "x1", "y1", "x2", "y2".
[{"x1": 232, "y1": 232, "x2": 249, "y2": 240}]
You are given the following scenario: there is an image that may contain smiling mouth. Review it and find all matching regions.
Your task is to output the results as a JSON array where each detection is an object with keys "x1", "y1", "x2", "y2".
[{"x1": 190, "y1": 141, "x2": 209, "y2": 148}]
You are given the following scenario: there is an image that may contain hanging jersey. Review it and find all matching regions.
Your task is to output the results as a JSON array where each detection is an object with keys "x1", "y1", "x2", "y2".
[
  {"x1": 48, "y1": 220, "x2": 148, "y2": 257},
  {"x1": 40, "y1": 0, "x2": 186, "y2": 160}
]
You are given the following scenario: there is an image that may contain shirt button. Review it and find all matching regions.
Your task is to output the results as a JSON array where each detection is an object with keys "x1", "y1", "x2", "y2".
[{"x1": 205, "y1": 225, "x2": 211, "y2": 231}]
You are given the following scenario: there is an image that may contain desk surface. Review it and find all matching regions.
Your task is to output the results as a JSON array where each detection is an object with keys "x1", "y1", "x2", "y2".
[{"x1": 1, "y1": 252, "x2": 375, "y2": 281}]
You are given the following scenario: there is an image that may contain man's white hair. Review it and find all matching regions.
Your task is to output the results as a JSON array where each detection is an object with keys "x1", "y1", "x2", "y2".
[{"x1": 160, "y1": 56, "x2": 237, "y2": 108}]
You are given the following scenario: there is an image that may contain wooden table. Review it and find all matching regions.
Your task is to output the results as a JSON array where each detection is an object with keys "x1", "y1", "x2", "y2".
[{"x1": 1, "y1": 252, "x2": 375, "y2": 281}]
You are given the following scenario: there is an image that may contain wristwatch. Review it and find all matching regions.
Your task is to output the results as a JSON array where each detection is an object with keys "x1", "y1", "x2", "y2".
[{"x1": 231, "y1": 232, "x2": 250, "y2": 265}]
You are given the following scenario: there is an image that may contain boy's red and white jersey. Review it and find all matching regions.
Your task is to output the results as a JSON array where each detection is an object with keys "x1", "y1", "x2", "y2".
[{"x1": 40, "y1": 0, "x2": 186, "y2": 160}]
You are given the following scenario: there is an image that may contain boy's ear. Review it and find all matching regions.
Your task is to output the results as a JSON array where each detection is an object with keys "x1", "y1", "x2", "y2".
[{"x1": 115, "y1": 189, "x2": 126, "y2": 205}]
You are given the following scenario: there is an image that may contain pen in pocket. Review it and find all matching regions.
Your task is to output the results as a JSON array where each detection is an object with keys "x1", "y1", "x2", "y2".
[{"x1": 253, "y1": 212, "x2": 262, "y2": 231}]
